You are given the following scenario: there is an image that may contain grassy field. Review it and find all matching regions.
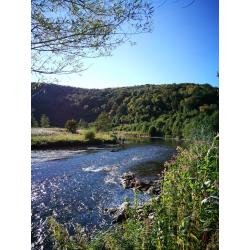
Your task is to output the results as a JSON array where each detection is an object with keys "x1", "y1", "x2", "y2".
[{"x1": 31, "y1": 128, "x2": 116, "y2": 149}]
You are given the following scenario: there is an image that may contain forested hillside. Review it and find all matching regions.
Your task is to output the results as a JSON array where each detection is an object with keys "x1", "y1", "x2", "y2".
[{"x1": 32, "y1": 82, "x2": 219, "y2": 138}]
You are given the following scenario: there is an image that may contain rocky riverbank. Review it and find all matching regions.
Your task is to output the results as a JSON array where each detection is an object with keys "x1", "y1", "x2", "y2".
[{"x1": 105, "y1": 171, "x2": 163, "y2": 223}]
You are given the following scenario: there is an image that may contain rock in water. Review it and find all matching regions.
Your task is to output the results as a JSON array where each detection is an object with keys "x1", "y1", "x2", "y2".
[
  {"x1": 112, "y1": 201, "x2": 130, "y2": 223},
  {"x1": 120, "y1": 172, "x2": 136, "y2": 188},
  {"x1": 120, "y1": 172, "x2": 156, "y2": 192}
]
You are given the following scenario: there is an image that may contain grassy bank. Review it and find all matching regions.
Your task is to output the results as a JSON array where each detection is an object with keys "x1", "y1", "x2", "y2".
[
  {"x1": 48, "y1": 136, "x2": 219, "y2": 249},
  {"x1": 113, "y1": 130, "x2": 148, "y2": 138},
  {"x1": 31, "y1": 128, "x2": 117, "y2": 150}
]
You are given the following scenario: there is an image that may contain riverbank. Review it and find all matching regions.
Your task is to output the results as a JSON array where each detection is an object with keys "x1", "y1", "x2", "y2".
[{"x1": 31, "y1": 128, "x2": 117, "y2": 150}]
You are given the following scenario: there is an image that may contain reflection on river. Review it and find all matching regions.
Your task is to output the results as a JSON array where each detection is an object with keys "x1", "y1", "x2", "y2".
[{"x1": 31, "y1": 139, "x2": 179, "y2": 249}]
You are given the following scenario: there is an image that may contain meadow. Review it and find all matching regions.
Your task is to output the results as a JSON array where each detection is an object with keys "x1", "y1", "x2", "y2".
[{"x1": 31, "y1": 128, "x2": 116, "y2": 149}]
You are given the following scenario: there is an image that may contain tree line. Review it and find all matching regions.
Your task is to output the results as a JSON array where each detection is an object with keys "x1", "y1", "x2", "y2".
[{"x1": 32, "y1": 82, "x2": 218, "y2": 139}]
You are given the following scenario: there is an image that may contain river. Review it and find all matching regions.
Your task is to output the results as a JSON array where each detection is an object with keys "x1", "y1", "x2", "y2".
[{"x1": 31, "y1": 139, "x2": 179, "y2": 249}]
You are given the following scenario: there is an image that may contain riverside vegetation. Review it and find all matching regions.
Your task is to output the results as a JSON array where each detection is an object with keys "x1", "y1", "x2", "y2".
[
  {"x1": 32, "y1": 82, "x2": 219, "y2": 249},
  {"x1": 48, "y1": 135, "x2": 219, "y2": 249}
]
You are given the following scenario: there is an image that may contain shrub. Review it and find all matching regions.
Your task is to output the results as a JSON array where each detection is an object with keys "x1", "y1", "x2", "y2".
[
  {"x1": 65, "y1": 119, "x2": 77, "y2": 133},
  {"x1": 85, "y1": 130, "x2": 95, "y2": 141},
  {"x1": 31, "y1": 113, "x2": 39, "y2": 127},
  {"x1": 40, "y1": 114, "x2": 50, "y2": 128},
  {"x1": 110, "y1": 133, "x2": 118, "y2": 142}
]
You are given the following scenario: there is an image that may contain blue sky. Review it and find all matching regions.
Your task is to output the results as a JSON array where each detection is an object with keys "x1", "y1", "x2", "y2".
[{"x1": 41, "y1": 0, "x2": 219, "y2": 88}]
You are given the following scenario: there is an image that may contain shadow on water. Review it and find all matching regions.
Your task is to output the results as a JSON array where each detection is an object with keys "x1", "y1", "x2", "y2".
[{"x1": 31, "y1": 138, "x2": 180, "y2": 249}]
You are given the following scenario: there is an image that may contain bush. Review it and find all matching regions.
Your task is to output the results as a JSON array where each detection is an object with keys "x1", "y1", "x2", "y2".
[
  {"x1": 40, "y1": 114, "x2": 50, "y2": 128},
  {"x1": 65, "y1": 119, "x2": 77, "y2": 133},
  {"x1": 110, "y1": 133, "x2": 118, "y2": 142},
  {"x1": 85, "y1": 130, "x2": 95, "y2": 141},
  {"x1": 31, "y1": 113, "x2": 39, "y2": 127}
]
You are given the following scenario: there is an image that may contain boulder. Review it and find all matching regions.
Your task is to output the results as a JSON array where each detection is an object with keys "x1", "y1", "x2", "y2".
[
  {"x1": 136, "y1": 180, "x2": 153, "y2": 192},
  {"x1": 121, "y1": 171, "x2": 163, "y2": 195},
  {"x1": 111, "y1": 202, "x2": 130, "y2": 224},
  {"x1": 120, "y1": 172, "x2": 137, "y2": 189}
]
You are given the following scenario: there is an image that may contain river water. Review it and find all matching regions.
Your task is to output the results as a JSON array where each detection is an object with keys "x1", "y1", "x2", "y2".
[{"x1": 31, "y1": 139, "x2": 179, "y2": 249}]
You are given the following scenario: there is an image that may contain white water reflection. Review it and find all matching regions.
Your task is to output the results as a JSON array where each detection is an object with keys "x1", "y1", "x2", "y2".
[{"x1": 31, "y1": 141, "x2": 178, "y2": 250}]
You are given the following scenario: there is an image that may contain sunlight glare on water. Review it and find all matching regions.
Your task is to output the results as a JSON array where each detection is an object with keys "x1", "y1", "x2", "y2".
[{"x1": 31, "y1": 141, "x2": 177, "y2": 249}]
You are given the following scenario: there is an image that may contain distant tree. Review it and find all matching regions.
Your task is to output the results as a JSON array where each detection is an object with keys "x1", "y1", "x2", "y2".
[
  {"x1": 65, "y1": 119, "x2": 77, "y2": 133},
  {"x1": 94, "y1": 112, "x2": 112, "y2": 131},
  {"x1": 78, "y1": 119, "x2": 88, "y2": 129},
  {"x1": 40, "y1": 114, "x2": 50, "y2": 127},
  {"x1": 31, "y1": 113, "x2": 39, "y2": 127}
]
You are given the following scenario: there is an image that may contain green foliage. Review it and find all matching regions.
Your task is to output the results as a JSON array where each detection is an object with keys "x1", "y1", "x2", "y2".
[
  {"x1": 48, "y1": 217, "x2": 89, "y2": 249},
  {"x1": 32, "y1": 1, "x2": 153, "y2": 76},
  {"x1": 40, "y1": 114, "x2": 50, "y2": 128},
  {"x1": 94, "y1": 112, "x2": 112, "y2": 132},
  {"x1": 156, "y1": 136, "x2": 219, "y2": 249},
  {"x1": 31, "y1": 113, "x2": 39, "y2": 127},
  {"x1": 84, "y1": 130, "x2": 95, "y2": 141},
  {"x1": 48, "y1": 136, "x2": 219, "y2": 249},
  {"x1": 32, "y1": 83, "x2": 218, "y2": 135},
  {"x1": 110, "y1": 133, "x2": 118, "y2": 142},
  {"x1": 78, "y1": 119, "x2": 88, "y2": 129},
  {"x1": 65, "y1": 119, "x2": 77, "y2": 133}
]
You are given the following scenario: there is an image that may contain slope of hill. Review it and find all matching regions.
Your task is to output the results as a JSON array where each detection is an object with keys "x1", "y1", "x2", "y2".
[{"x1": 31, "y1": 82, "x2": 219, "y2": 138}]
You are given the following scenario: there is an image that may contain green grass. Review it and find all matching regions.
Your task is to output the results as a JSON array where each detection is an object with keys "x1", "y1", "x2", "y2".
[
  {"x1": 112, "y1": 130, "x2": 148, "y2": 138},
  {"x1": 31, "y1": 128, "x2": 116, "y2": 149},
  {"x1": 48, "y1": 136, "x2": 219, "y2": 249}
]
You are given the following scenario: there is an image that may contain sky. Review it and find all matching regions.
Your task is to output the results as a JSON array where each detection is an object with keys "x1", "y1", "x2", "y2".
[{"x1": 34, "y1": 0, "x2": 219, "y2": 89}]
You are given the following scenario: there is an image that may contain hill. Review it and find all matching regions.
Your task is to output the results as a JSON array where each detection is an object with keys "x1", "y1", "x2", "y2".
[{"x1": 31, "y1": 82, "x2": 219, "y2": 138}]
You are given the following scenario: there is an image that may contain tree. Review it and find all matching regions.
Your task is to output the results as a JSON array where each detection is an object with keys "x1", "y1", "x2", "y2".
[
  {"x1": 65, "y1": 119, "x2": 77, "y2": 133},
  {"x1": 32, "y1": 0, "x2": 153, "y2": 77},
  {"x1": 40, "y1": 114, "x2": 50, "y2": 127},
  {"x1": 94, "y1": 112, "x2": 112, "y2": 131},
  {"x1": 31, "y1": 113, "x2": 39, "y2": 127}
]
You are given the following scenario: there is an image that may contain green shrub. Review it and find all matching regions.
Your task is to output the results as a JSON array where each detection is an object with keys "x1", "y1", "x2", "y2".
[
  {"x1": 85, "y1": 130, "x2": 95, "y2": 141},
  {"x1": 40, "y1": 114, "x2": 50, "y2": 128},
  {"x1": 65, "y1": 119, "x2": 77, "y2": 133},
  {"x1": 110, "y1": 133, "x2": 118, "y2": 142},
  {"x1": 31, "y1": 113, "x2": 39, "y2": 127}
]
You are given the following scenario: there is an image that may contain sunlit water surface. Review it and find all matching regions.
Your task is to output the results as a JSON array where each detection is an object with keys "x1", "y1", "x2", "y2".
[{"x1": 31, "y1": 139, "x2": 179, "y2": 249}]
